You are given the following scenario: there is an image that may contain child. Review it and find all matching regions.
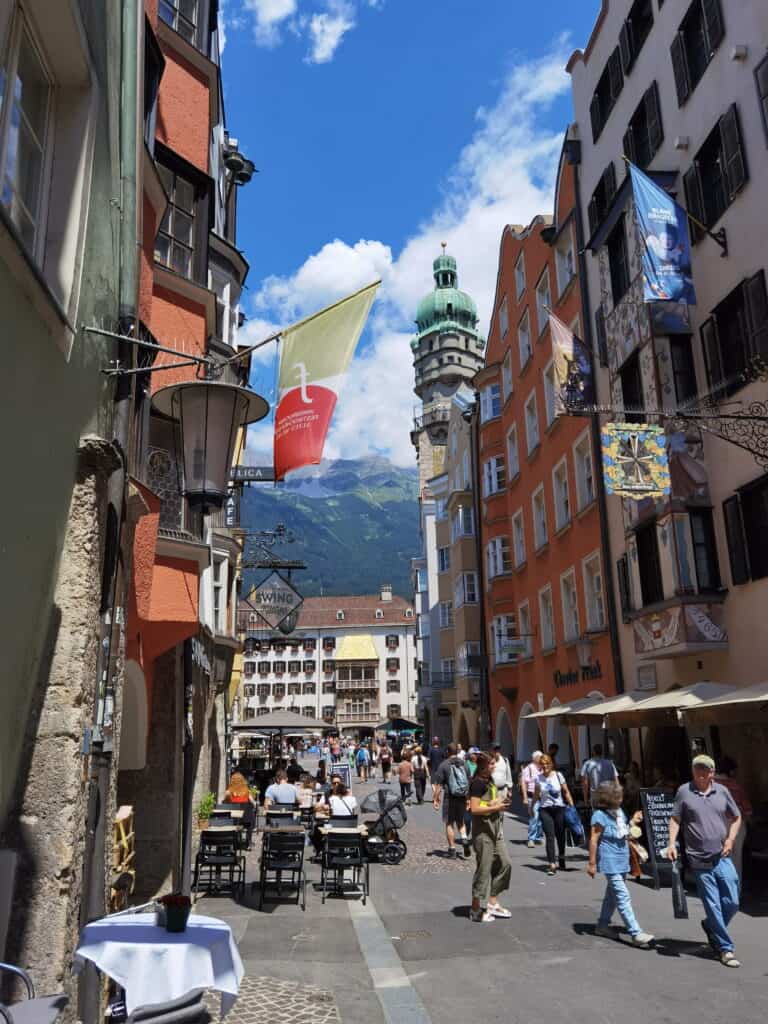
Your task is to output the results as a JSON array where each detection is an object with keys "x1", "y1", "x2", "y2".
[{"x1": 588, "y1": 781, "x2": 654, "y2": 947}]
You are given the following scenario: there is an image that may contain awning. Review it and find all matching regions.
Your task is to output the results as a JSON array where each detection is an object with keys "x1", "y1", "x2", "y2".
[
  {"x1": 523, "y1": 695, "x2": 606, "y2": 721},
  {"x1": 561, "y1": 691, "x2": 651, "y2": 726},
  {"x1": 336, "y1": 634, "x2": 378, "y2": 660},
  {"x1": 231, "y1": 710, "x2": 329, "y2": 733},
  {"x1": 604, "y1": 682, "x2": 737, "y2": 728},
  {"x1": 680, "y1": 681, "x2": 768, "y2": 725}
]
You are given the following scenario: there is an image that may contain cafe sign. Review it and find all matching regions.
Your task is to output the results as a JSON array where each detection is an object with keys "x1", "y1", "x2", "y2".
[
  {"x1": 553, "y1": 660, "x2": 603, "y2": 688},
  {"x1": 246, "y1": 571, "x2": 304, "y2": 630}
]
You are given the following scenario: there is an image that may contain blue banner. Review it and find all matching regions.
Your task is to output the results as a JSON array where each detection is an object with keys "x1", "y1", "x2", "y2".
[{"x1": 629, "y1": 163, "x2": 696, "y2": 305}]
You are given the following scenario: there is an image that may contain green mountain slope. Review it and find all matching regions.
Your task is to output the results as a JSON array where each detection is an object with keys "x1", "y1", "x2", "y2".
[{"x1": 239, "y1": 455, "x2": 419, "y2": 599}]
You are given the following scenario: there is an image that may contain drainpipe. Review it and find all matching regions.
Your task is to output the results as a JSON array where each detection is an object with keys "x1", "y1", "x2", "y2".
[
  {"x1": 80, "y1": 1, "x2": 140, "y2": 1019},
  {"x1": 571, "y1": 142, "x2": 625, "y2": 695},
  {"x1": 469, "y1": 406, "x2": 492, "y2": 746}
]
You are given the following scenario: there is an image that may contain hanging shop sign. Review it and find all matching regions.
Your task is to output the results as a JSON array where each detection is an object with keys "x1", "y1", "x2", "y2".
[
  {"x1": 602, "y1": 423, "x2": 670, "y2": 500},
  {"x1": 246, "y1": 571, "x2": 304, "y2": 630}
]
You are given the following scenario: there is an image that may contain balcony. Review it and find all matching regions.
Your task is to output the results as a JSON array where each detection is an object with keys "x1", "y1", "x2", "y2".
[
  {"x1": 336, "y1": 678, "x2": 379, "y2": 692},
  {"x1": 430, "y1": 672, "x2": 455, "y2": 689},
  {"x1": 336, "y1": 713, "x2": 380, "y2": 724}
]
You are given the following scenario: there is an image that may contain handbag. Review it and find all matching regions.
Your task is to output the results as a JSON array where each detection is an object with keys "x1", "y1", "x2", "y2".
[
  {"x1": 671, "y1": 859, "x2": 689, "y2": 919},
  {"x1": 629, "y1": 839, "x2": 649, "y2": 864},
  {"x1": 564, "y1": 804, "x2": 585, "y2": 844}
]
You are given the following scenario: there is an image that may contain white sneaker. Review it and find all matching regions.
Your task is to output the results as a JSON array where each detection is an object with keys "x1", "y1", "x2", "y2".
[
  {"x1": 632, "y1": 932, "x2": 655, "y2": 946},
  {"x1": 470, "y1": 908, "x2": 494, "y2": 923},
  {"x1": 487, "y1": 904, "x2": 511, "y2": 919},
  {"x1": 720, "y1": 951, "x2": 740, "y2": 968},
  {"x1": 527, "y1": 840, "x2": 535, "y2": 848}
]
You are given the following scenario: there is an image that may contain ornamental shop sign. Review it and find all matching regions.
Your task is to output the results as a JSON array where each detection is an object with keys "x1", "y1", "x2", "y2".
[
  {"x1": 246, "y1": 572, "x2": 304, "y2": 630},
  {"x1": 601, "y1": 423, "x2": 670, "y2": 500}
]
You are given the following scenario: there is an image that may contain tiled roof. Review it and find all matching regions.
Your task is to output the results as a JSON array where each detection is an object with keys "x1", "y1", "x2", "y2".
[{"x1": 239, "y1": 592, "x2": 414, "y2": 628}]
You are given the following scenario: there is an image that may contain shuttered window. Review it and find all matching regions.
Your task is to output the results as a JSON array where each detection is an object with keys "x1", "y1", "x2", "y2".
[
  {"x1": 620, "y1": 0, "x2": 654, "y2": 76},
  {"x1": 607, "y1": 215, "x2": 630, "y2": 308},
  {"x1": 617, "y1": 555, "x2": 632, "y2": 618},
  {"x1": 684, "y1": 105, "x2": 747, "y2": 240},
  {"x1": 590, "y1": 47, "x2": 624, "y2": 142},
  {"x1": 700, "y1": 272, "x2": 768, "y2": 396},
  {"x1": 670, "y1": 0, "x2": 725, "y2": 106},
  {"x1": 594, "y1": 304, "x2": 608, "y2": 368},
  {"x1": 623, "y1": 81, "x2": 663, "y2": 169},
  {"x1": 724, "y1": 477, "x2": 768, "y2": 584},
  {"x1": 722, "y1": 496, "x2": 749, "y2": 585},
  {"x1": 756, "y1": 52, "x2": 768, "y2": 146}
]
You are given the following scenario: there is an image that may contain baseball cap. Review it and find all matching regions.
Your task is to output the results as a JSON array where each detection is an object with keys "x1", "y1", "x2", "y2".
[
  {"x1": 692, "y1": 754, "x2": 715, "y2": 770},
  {"x1": 469, "y1": 746, "x2": 481, "y2": 754}
]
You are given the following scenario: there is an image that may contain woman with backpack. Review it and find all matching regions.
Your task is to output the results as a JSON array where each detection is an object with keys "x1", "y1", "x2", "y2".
[{"x1": 534, "y1": 754, "x2": 576, "y2": 875}]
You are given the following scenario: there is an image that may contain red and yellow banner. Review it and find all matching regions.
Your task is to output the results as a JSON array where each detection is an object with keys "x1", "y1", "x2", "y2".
[{"x1": 273, "y1": 281, "x2": 379, "y2": 480}]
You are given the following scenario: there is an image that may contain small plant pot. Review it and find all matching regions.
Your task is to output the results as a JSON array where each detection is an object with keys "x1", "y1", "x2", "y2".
[
  {"x1": 198, "y1": 818, "x2": 209, "y2": 830},
  {"x1": 163, "y1": 903, "x2": 191, "y2": 933}
]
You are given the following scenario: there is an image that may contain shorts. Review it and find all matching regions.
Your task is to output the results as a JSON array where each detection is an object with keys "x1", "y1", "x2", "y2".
[{"x1": 443, "y1": 794, "x2": 467, "y2": 828}]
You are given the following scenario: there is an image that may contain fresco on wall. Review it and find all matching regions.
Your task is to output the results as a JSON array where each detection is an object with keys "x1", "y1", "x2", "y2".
[{"x1": 633, "y1": 603, "x2": 728, "y2": 656}]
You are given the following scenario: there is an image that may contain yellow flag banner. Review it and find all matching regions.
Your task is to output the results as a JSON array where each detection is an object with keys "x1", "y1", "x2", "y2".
[{"x1": 274, "y1": 281, "x2": 379, "y2": 480}]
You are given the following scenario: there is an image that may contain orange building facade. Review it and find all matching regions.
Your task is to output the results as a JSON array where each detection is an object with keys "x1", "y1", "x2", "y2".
[{"x1": 478, "y1": 138, "x2": 620, "y2": 769}]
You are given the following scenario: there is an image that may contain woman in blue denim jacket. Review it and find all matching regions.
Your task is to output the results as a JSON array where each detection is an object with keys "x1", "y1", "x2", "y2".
[{"x1": 587, "y1": 781, "x2": 654, "y2": 947}]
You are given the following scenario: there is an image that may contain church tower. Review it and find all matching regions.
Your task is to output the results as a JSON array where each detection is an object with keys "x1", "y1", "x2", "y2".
[{"x1": 410, "y1": 246, "x2": 485, "y2": 490}]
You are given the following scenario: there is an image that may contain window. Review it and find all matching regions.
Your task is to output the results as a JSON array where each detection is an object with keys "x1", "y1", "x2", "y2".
[
  {"x1": 322, "y1": 705, "x2": 335, "y2": 720},
  {"x1": 273, "y1": 684, "x2": 285, "y2": 699},
  {"x1": 684, "y1": 106, "x2": 747, "y2": 237},
  {"x1": 617, "y1": 554, "x2": 633, "y2": 616},
  {"x1": 480, "y1": 383, "x2": 502, "y2": 422},
  {"x1": 689, "y1": 509, "x2": 721, "y2": 591},
  {"x1": 552, "y1": 458, "x2": 570, "y2": 531},
  {"x1": 560, "y1": 569, "x2": 580, "y2": 642},
  {"x1": 507, "y1": 425, "x2": 520, "y2": 480},
  {"x1": 515, "y1": 253, "x2": 526, "y2": 297},
  {"x1": 454, "y1": 572, "x2": 478, "y2": 607},
  {"x1": 288, "y1": 682, "x2": 301, "y2": 695},
  {"x1": 583, "y1": 553, "x2": 607, "y2": 630},
  {"x1": 671, "y1": 0, "x2": 725, "y2": 105},
  {"x1": 587, "y1": 163, "x2": 617, "y2": 237},
  {"x1": 387, "y1": 704, "x2": 401, "y2": 719},
  {"x1": 518, "y1": 602, "x2": 532, "y2": 659},
  {"x1": 336, "y1": 610, "x2": 344, "y2": 621},
  {"x1": 607, "y1": 216, "x2": 630, "y2": 307},
  {"x1": 323, "y1": 637, "x2": 336, "y2": 651},
  {"x1": 416, "y1": 567, "x2": 428, "y2": 592},
  {"x1": 457, "y1": 642, "x2": 480, "y2": 676},
  {"x1": 492, "y1": 614, "x2": 518, "y2": 665},
  {"x1": 386, "y1": 679, "x2": 401, "y2": 693},
  {"x1": 155, "y1": 164, "x2": 197, "y2": 279},
  {"x1": 243, "y1": 683, "x2": 255, "y2": 698},
  {"x1": 273, "y1": 661, "x2": 286, "y2": 675},
  {"x1": 439, "y1": 601, "x2": 454, "y2": 629},
  {"x1": 535, "y1": 271, "x2": 551, "y2": 336},
  {"x1": 0, "y1": 13, "x2": 52, "y2": 258},
  {"x1": 243, "y1": 706, "x2": 255, "y2": 720},
  {"x1": 482, "y1": 455, "x2": 506, "y2": 496},
  {"x1": 302, "y1": 705, "x2": 315, "y2": 717},
  {"x1": 320, "y1": 659, "x2": 333, "y2": 674},
  {"x1": 463, "y1": 450, "x2": 470, "y2": 489},
  {"x1": 303, "y1": 660, "x2": 316, "y2": 674},
  {"x1": 438, "y1": 546, "x2": 451, "y2": 573},
  {"x1": 257, "y1": 661, "x2": 270, "y2": 675},
  {"x1": 302, "y1": 682, "x2": 316, "y2": 694},
  {"x1": 451, "y1": 505, "x2": 474, "y2": 541},
  {"x1": 159, "y1": 0, "x2": 199, "y2": 43},
  {"x1": 590, "y1": 46, "x2": 624, "y2": 142},
  {"x1": 620, "y1": 0, "x2": 654, "y2": 75},
  {"x1": 518, "y1": 310, "x2": 532, "y2": 368},
  {"x1": 512, "y1": 509, "x2": 526, "y2": 567},
  {"x1": 322, "y1": 680, "x2": 336, "y2": 693},
  {"x1": 532, "y1": 485, "x2": 548, "y2": 550},
  {"x1": 636, "y1": 521, "x2": 664, "y2": 606},
  {"x1": 386, "y1": 634, "x2": 399, "y2": 649},
  {"x1": 543, "y1": 361, "x2": 557, "y2": 427},
  {"x1": 623, "y1": 81, "x2": 663, "y2": 169},
  {"x1": 487, "y1": 536, "x2": 512, "y2": 578},
  {"x1": 574, "y1": 430, "x2": 595, "y2": 510},
  {"x1": 700, "y1": 272, "x2": 768, "y2": 397},
  {"x1": 257, "y1": 683, "x2": 270, "y2": 698},
  {"x1": 620, "y1": 353, "x2": 644, "y2": 424},
  {"x1": 288, "y1": 660, "x2": 301, "y2": 675},
  {"x1": 243, "y1": 661, "x2": 255, "y2": 678},
  {"x1": 555, "y1": 228, "x2": 575, "y2": 295},
  {"x1": 723, "y1": 477, "x2": 768, "y2": 584},
  {"x1": 499, "y1": 295, "x2": 509, "y2": 337},
  {"x1": 594, "y1": 304, "x2": 608, "y2": 368},
  {"x1": 757, "y1": 52, "x2": 768, "y2": 146},
  {"x1": 539, "y1": 586, "x2": 556, "y2": 650},
  {"x1": 502, "y1": 352, "x2": 513, "y2": 401},
  {"x1": 303, "y1": 638, "x2": 316, "y2": 652},
  {"x1": 670, "y1": 336, "x2": 698, "y2": 405},
  {"x1": 524, "y1": 390, "x2": 540, "y2": 454},
  {"x1": 418, "y1": 614, "x2": 430, "y2": 639}
]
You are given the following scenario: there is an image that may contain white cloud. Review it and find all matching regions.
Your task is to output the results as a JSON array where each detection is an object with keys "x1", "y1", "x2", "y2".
[
  {"x1": 243, "y1": 0, "x2": 298, "y2": 46},
  {"x1": 246, "y1": 37, "x2": 573, "y2": 470},
  {"x1": 306, "y1": 1, "x2": 356, "y2": 63},
  {"x1": 241, "y1": 0, "x2": 378, "y2": 61}
]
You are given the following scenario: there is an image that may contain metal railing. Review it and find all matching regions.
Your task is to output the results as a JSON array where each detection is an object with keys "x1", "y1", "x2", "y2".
[
  {"x1": 335, "y1": 678, "x2": 379, "y2": 691},
  {"x1": 336, "y1": 712, "x2": 380, "y2": 724}
]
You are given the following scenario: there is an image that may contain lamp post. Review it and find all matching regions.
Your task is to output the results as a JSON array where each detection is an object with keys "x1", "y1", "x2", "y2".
[{"x1": 151, "y1": 379, "x2": 268, "y2": 511}]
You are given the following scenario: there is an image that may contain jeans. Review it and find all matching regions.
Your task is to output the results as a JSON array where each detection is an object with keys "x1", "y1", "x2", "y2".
[
  {"x1": 527, "y1": 797, "x2": 543, "y2": 842},
  {"x1": 693, "y1": 855, "x2": 740, "y2": 953},
  {"x1": 539, "y1": 805, "x2": 566, "y2": 864},
  {"x1": 400, "y1": 781, "x2": 413, "y2": 802},
  {"x1": 471, "y1": 831, "x2": 512, "y2": 905},
  {"x1": 598, "y1": 873, "x2": 641, "y2": 936},
  {"x1": 414, "y1": 772, "x2": 427, "y2": 803}
]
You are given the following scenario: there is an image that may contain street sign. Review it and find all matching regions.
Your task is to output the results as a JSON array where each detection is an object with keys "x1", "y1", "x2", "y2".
[
  {"x1": 231, "y1": 466, "x2": 275, "y2": 482},
  {"x1": 501, "y1": 638, "x2": 527, "y2": 655},
  {"x1": 246, "y1": 572, "x2": 303, "y2": 630}
]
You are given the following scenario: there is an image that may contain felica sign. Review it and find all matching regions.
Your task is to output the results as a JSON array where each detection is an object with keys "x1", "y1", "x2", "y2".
[
  {"x1": 231, "y1": 466, "x2": 275, "y2": 482},
  {"x1": 246, "y1": 572, "x2": 303, "y2": 630}
]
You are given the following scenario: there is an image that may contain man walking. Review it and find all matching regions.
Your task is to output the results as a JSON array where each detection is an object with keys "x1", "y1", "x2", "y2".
[
  {"x1": 469, "y1": 753, "x2": 512, "y2": 922},
  {"x1": 428, "y1": 737, "x2": 446, "y2": 784},
  {"x1": 355, "y1": 743, "x2": 370, "y2": 782},
  {"x1": 519, "y1": 750, "x2": 544, "y2": 848},
  {"x1": 432, "y1": 743, "x2": 471, "y2": 858},
  {"x1": 581, "y1": 743, "x2": 618, "y2": 806},
  {"x1": 667, "y1": 754, "x2": 742, "y2": 968}
]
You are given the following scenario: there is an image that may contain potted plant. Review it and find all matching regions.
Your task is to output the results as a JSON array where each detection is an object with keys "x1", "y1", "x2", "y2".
[
  {"x1": 197, "y1": 792, "x2": 215, "y2": 829},
  {"x1": 249, "y1": 785, "x2": 259, "y2": 802},
  {"x1": 157, "y1": 892, "x2": 192, "y2": 933}
]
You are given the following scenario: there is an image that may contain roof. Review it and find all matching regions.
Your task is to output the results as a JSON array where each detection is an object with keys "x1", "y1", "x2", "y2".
[
  {"x1": 336, "y1": 634, "x2": 378, "y2": 660},
  {"x1": 239, "y1": 592, "x2": 414, "y2": 629}
]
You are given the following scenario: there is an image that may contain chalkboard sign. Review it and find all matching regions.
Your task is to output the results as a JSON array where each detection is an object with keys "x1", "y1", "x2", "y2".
[
  {"x1": 329, "y1": 762, "x2": 352, "y2": 791},
  {"x1": 640, "y1": 788, "x2": 675, "y2": 889}
]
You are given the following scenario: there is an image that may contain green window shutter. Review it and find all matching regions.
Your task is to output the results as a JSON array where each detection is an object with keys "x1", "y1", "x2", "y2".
[
  {"x1": 719, "y1": 104, "x2": 748, "y2": 201},
  {"x1": 683, "y1": 162, "x2": 705, "y2": 243},
  {"x1": 699, "y1": 315, "x2": 723, "y2": 391},
  {"x1": 702, "y1": 0, "x2": 725, "y2": 55}
]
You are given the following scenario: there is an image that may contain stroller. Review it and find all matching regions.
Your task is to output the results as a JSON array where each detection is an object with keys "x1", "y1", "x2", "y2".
[{"x1": 360, "y1": 789, "x2": 408, "y2": 864}]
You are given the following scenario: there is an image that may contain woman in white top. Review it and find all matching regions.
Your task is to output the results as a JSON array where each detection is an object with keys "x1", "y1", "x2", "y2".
[
  {"x1": 328, "y1": 782, "x2": 358, "y2": 818},
  {"x1": 534, "y1": 754, "x2": 575, "y2": 875}
]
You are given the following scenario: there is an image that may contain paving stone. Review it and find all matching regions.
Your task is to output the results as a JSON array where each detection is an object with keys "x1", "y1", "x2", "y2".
[{"x1": 204, "y1": 976, "x2": 340, "y2": 1024}]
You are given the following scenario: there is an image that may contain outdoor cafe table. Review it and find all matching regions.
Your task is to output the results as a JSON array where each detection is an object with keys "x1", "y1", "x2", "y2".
[{"x1": 73, "y1": 913, "x2": 244, "y2": 1017}]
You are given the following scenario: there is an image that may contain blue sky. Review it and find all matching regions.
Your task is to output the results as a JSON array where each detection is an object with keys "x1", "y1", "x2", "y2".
[{"x1": 220, "y1": 0, "x2": 601, "y2": 466}]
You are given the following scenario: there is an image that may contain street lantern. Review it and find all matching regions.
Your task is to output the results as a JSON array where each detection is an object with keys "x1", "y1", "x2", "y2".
[
  {"x1": 576, "y1": 634, "x2": 595, "y2": 671},
  {"x1": 152, "y1": 380, "x2": 269, "y2": 510},
  {"x1": 277, "y1": 608, "x2": 299, "y2": 636}
]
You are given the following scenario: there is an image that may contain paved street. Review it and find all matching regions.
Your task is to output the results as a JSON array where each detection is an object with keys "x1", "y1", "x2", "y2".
[{"x1": 200, "y1": 769, "x2": 768, "y2": 1024}]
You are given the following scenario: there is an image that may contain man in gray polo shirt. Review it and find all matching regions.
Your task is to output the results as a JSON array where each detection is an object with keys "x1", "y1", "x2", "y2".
[{"x1": 668, "y1": 754, "x2": 742, "y2": 967}]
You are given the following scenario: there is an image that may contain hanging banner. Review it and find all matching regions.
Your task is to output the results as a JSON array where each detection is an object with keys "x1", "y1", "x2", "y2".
[
  {"x1": 273, "y1": 281, "x2": 380, "y2": 480},
  {"x1": 601, "y1": 422, "x2": 671, "y2": 500},
  {"x1": 628, "y1": 162, "x2": 696, "y2": 305},
  {"x1": 549, "y1": 311, "x2": 594, "y2": 415}
]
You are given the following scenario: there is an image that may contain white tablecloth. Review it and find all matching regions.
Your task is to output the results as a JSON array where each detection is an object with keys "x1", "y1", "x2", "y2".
[{"x1": 73, "y1": 913, "x2": 244, "y2": 1017}]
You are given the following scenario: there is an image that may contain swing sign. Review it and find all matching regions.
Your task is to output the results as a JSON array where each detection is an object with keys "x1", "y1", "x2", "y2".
[{"x1": 247, "y1": 572, "x2": 303, "y2": 629}]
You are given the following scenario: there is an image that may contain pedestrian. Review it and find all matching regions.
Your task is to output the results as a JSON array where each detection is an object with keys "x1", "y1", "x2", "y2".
[
  {"x1": 432, "y1": 743, "x2": 471, "y2": 858},
  {"x1": 379, "y1": 741, "x2": 393, "y2": 784},
  {"x1": 412, "y1": 746, "x2": 429, "y2": 803},
  {"x1": 469, "y1": 752, "x2": 513, "y2": 923},
  {"x1": 355, "y1": 743, "x2": 370, "y2": 782},
  {"x1": 714, "y1": 755, "x2": 752, "y2": 885},
  {"x1": 286, "y1": 757, "x2": 302, "y2": 784},
  {"x1": 397, "y1": 751, "x2": 414, "y2": 804},
  {"x1": 581, "y1": 743, "x2": 619, "y2": 807},
  {"x1": 428, "y1": 737, "x2": 446, "y2": 784},
  {"x1": 588, "y1": 781, "x2": 654, "y2": 946},
  {"x1": 519, "y1": 750, "x2": 544, "y2": 848},
  {"x1": 370, "y1": 742, "x2": 378, "y2": 771},
  {"x1": 535, "y1": 754, "x2": 575, "y2": 875},
  {"x1": 491, "y1": 744, "x2": 514, "y2": 806},
  {"x1": 456, "y1": 743, "x2": 466, "y2": 761},
  {"x1": 667, "y1": 754, "x2": 743, "y2": 967},
  {"x1": 622, "y1": 761, "x2": 643, "y2": 816}
]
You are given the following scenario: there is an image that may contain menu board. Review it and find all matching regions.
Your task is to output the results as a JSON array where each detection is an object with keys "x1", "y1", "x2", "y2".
[{"x1": 640, "y1": 788, "x2": 675, "y2": 889}]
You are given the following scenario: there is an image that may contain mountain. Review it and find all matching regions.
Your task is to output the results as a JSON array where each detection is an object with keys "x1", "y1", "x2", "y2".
[{"x1": 239, "y1": 455, "x2": 420, "y2": 599}]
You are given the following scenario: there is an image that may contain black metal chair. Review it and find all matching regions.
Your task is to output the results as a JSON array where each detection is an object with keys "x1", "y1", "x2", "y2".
[
  {"x1": 320, "y1": 833, "x2": 368, "y2": 904},
  {"x1": 192, "y1": 831, "x2": 245, "y2": 900},
  {"x1": 329, "y1": 814, "x2": 358, "y2": 828},
  {"x1": 126, "y1": 990, "x2": 209, "y2": 1023},
  {"x1": 0, "y1": 964, "x2": 67, "y2": 1024},
  {"x1": 258, "y1": 831, "x2": 307, "y2": 911}
]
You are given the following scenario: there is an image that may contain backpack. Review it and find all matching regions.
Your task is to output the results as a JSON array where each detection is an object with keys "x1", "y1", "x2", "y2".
[{"x1": 446, "y1": 759, "x2": 469, "y2": 797}]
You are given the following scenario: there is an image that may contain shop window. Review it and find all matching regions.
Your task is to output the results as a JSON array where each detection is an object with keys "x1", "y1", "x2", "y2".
[
  {"x1": 636, "y1": 522, "x2": 664, "y2": 606},
  {"x1": 700, "y1": 272, "x2": 768, "y2": 398},
  {"x1": 670, "y1": 0, "x2": 725, "y2": 106},
  {"x1": 683, "y1": 105, "x2": 747, "y2": 238}
]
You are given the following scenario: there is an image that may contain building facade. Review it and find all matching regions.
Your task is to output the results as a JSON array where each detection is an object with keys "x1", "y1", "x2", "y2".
[
  {"x1": 233, "y1": 587, "x2": 418, "y2": 743},
  {"x1": 568, "y1": 0, "x2": 768, "y2": 783}
]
